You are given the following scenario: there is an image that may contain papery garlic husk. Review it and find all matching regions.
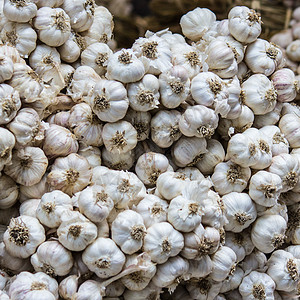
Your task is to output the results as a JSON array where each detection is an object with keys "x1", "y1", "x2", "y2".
[
  {"x1": 0, "y1": 174, "x2": 18, "y2": 209},
  {"x1": 132, "y1": 34, "x2": 172, "y2": 75},
  {"x1": 33, "y1": 7, "x2": 71, "y2": 47},
  {"x1": 159, "y1": 65, "x2": 190, "y2": 109},
  {"x1": 282, "y1": 102, "x2": 300, "y2": 116},
  {"x1": 253, "y1": 102, "x2": 283, "y2": 129},
  {"x1": 186, "y1": 277, "x2": 222, "y2": 300},
  {"x1": 102, "y1": 148, "x2": 134, "y2": 171},
  {"x1": 267, "y1": 250, "x2": 300, "y2": 292},
  {"x1": 286, "y1": 40, "x2": 300, "y2": 62},
  {"x1": 61, "y1": 0, "x2": 95, "y2": 32},
  {"x1": 135, "y1": 152, "x2": 170, "y2": 186},
  {"x1": 8, "y1": 271, "x2": 58, "y2": 300},
  {"x1": 0, "y1": 54, "x2": 13, "y2": 83},
  {"x1": 211, "y1": 160, "x2": 251, "y2": 195},
  {"x1": 81, "y1": 42, "x2": 113, "y2": 75},
  {"x1": 9, "y1": 63, "x2": 43, "y2": 103},
  {"x1": 58, "y1": 275, "x2": 79, "y2": 300},
  {"x1": 279, "y1": 113, "x2": 300, "y2": 148},
  {"x1": 180, "y1": 7, "x2": 216, "y2": 41},
  {"x1": 251, "y1": 214, "x2": 287, "y2": 253},
  {"x1": 87, "y1": 79, "x2": 128, "y2": 123},
  {"x1": 224, "y1": 230, "x2": 254, "y2": 263},
  {"x1": 82, "y1": 237, "x2": 125, "y2": 278},
  {"x1": 135, "y1": 194, "x2": 168, "y2": 228},
  {"x1": 78, "y1": 185, "x2": 114, "y2": 223},
  {"x1": 3, "y1": 215, "x2": 45, "y2": 258},
  {"x1": 127, "y1": 74, "x2": 160, "y2": 112},
  {"x1": 106, "y1": 49, "x2": 145, "y2": 83},
  {"x1": 179, "y1": 105, "x2": 219, "y2": 138},
  {"x1": 249, "y1": 170, "x2": 282, "y2": 207},
  {"x1": 187, "y1": 256, "x2": 213, "y2": 280},
  {"x1": 240, "y1": 249, "x2": 267, "y2": 276},
  {"x1": 78, "y1": 143, "x2": 101, "y2": 168},
  {"x1": 57, "y1": 210, "x2": 97, "y2": 251},
  {"x1": 3, "y1": 0, "x2": 37, "y2": 23},
  {"x1": 111, "y1": 210, "x2": 146, "y2": 255},
  {"x1": 217, "y1": 35, "x2": 245, "y2": 64},
  {"x1": 36, "y1": 190, "x2": 73, "y2": 228},
  {"x1": 31, "y1": 240, "x2": 73, "y2": 277},
  {"x1": 222, "y1": 192, "x2": 257, "y2": 232},
  {"x1": 151, "y1": 109, "x2": 182, "y2": 148},
  {"x1": 228, "y1": 6, "x2": 262, "y2": 44},
  {"x1": 2, "y1": 21, "x2": 37, "y2": 57},
  {"x1": 220, "y1": 266, "x2": 244, "y2": 294},
  {"x1": 210, "y1": 246, "x2": 237, "y2": 282},
  {"x1": 152, "y1": 256, "x2": 189, "y2": 292},
  {"x1": 241, "y1": 74, "x2": 278, "y2": 115},
  {"x1": 256, "y1": 200, "x2": 288, "y2": 223},
  {"x1": 121, "y1": 254, "x2": 156, "y2": 291},
  {"x1": 176, "y1": 167, "x2": 204, "y2": 181},
  {"x1": 0, "y1": 127, "x2": 15, "y2": 172},
  {"x1": 47, "y1": 153, "x2": 92, "y2": 196},
  {"x1": 143, "y1": 221, "x2": 183, "y2": 264},
  {"x1": 74, "y1": 280, "x2": 103, "y2": 300},
  {"x1": 239, "y1": 270, "x2": 276, "y2": 300},
  {"x1": 47, "y1": 110, "x2": 71, "y2": 128},
  {"x1": 19, "y1": 199, "x2": 40, "y2": 218},
  {"x1": 4, "y1": 146, "x2": 48, "y2": 186}
]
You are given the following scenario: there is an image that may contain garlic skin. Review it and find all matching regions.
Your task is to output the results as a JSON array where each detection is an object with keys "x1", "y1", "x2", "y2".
[
  {"x1": 82, "y1": 237, "x2": 125, "y2": 278},
  {"x1": 58, "y1": 275, "x2": 79, "y2": 300},
  {"x1": 106, "y1": 49, "x2": 145, "y2": 83},
  {"x1": 36, "y1": 190, "x2": 73, "y2": 228},
  {"x1": 179, "y1": 105, "x2": 219, "y2": 138},
  {"x1": 3, "y1": 215, "x2": 45, "y2": 258},
  {"x1": 111, "y1": 210, "x2": 146, "y2": 255},
  {"x1": 249, "y1": 170, "x2": 282, "y2": 207},
  {"x1": 127, "y1": 74, "x2": 160, "y2": 112},
  {"x1": 78, "y1": 185, "x2": 114, "y2": 223},
  {"x1": 251, "y1": 214, "x2": 287, "y2": 253},
  {"x1": 242, "y1": 74, "x2": 277, "y2": 115},
  {"x1": 69, "y1": 103, "x2": 103, "y2": 147},
  {"x1": 31, "y1": 240, "x2": 73, "y2": 277},
  {"x1": 34, "y1": 7, "x2": 71, "y2": 47},
  {"x1": 180, "y1": 7, "x2": 216, "y2": 41},
  {"x1": 151, "y1": 110, "x2": 182, "y2": 148},
  {"x1": 186, "y1": 277, "x2": 222, "y2": 300},
  {"x1": 135, "y1": 194, "x2": 168, "y2": 228},
  {"x1": 102, "y1": 148, "x2": 134, "y2": 171},
  {"x1": 78, "y1": 143, "x2": 101, "y2": 168},
  {"x1": 220, "y1": 266, "x2": 244, "y2": 294},
  {"x1": 239, "y1": 270, "x2": 275, "y2": 300},
  {"x1": 279, "y1": 113, "x2": 300, "y2": 148},
  {"x1": 87, "y1": 79, "x2": 128, "y2": 123},
  {"x1": 57, "y1": 211, "x2": 97, "y2": 251},
  {"x1": 0, "y1": 175, "x2": 18, "y2": 209},
  {"x1": 62, "y1": 0, "x2": 95, "y2": 32},
  {"x1": 0, "y1": 54, "x2": 13, "y2": 83},
  {"x1": 228, "y1": 6, "x2": 262, "y2": 44},
  {"x1": 8, "y1": 271, "x2": 58, "y2": 300},
  {"x1": 0, "y1": 83, "x2": 20, "y2": 125},
  {"x1": 47, "y1": 153, "x2": 92, "y2": 196},
  {"x1": 81, "y1": 42, "x2": 113, "y2": 75},
  {"x1": 4, "y1": 147, "x2": 48, "y2": 186},
  {"x1": 3, "y1": 0, "x2": 37, "y2": 23},
  {"x1": 267, "y1": 250, "x2": 300, "y2": 292},
  {"x1": 143, "y1": 221, "x2": 183, "y2": 264},
  {"x1": 286, "y1": 40, "x2": 300, "y2": 61},
  {"x1": 19, "y1": 199, "x2": 40, "y2": 218},
  {"x1": 0, "y1": 127, "x2": 15, "y2": 172},
  {"x1": 253, "y1": 102, "x2": 283, "y2": 129},
  {"x1": 223, "y1": 192, "x2": 257, "y2": 232},
  {"x1": 159, "y1": 66, "x2": 190, "y2": 109}
]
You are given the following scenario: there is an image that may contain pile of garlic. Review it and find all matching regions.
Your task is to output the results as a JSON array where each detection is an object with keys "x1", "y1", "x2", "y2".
[{"x1": 0, "y1": 1, "x2": 300, "y2": 299}]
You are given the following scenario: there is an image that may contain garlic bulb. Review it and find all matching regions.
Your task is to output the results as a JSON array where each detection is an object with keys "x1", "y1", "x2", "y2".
[
  {"x1": 224, "y1": 76, "x2": 242, "y2": 119},
  {"x1": 102, "y1": 148, "x2": 134, "y2": 171},
  {"x1": 223, "y1": 192, "x2": 257, "y2": 232},
  {"x1": 111, "y1": 210, "x2": 146, "y2": 255},
  {"x1": 249, "y1": 170, "x2": 282, "y2": 207},
  {"x1": 78, "y1": 143, "x2": 101, "y2": 168},
  {"x1": 34, "y1": 7, "x2": 71, "y2": 47},
  {"x1": 19, "y1": 199, "x2": 40, "y2": 218},
  {"x1": 36, "y1": 190, "x2": 73, "y2": 228},
  {"x1": 87, "y1": 79, "x2": 128, "y2": 123},
  {"x1": 82, "y1": 237, "x2": 125, "y2": 278},
  {"x1": 3, "y1": 0, "x2": 37, "y2": 23},
  {"x1": 31, "y1": 240, "x2": 73, "y2": 277},
  {"x1": 151, "y1": 110, "x2": 182, "y2": 148},
  {"x1": 0, "y1": 54, "x2": 13, "y2": 83},
  {"x1": 47, "y1": 153, "x2": 92, "y2": 196},
  {"x1": 106, "y1": 49, "x2": 145, "y2": 83},
  {"x1": 253, "y1": 102, "x2": 283, "y2": 129},
  {"x1": 211, "y1": 160, "x2": 251, "y2": 195},
  {"x1": 81, "y1": 42, "x2": 113, "y2": 75},
  {"x1": 0, "y1": 127, "x2": 15, "y2": 172},
  {"x1": 286, "y1": 40, "x2": 300, "y2": 61},
  {"x1": 228, "y1": 6, "x2": 261, "y2": 44},
  {"x1": 57, "y1": 211, "x2": 97, "y2": 251},
  {"x1": 58, "y1": 275, "x2": 79, "y2": 300},
  {"x1": 123, "y1": 282, "x2": 161, "y2": 300},
  {"x1": 279, "y1": 113, "x2": 300, "y2": 148},
  {"x1": 3, "y1": 215, "x2": 45, "y2": 258},
  {"x1": 186, "y1": 277, "x2": 222, "y2": 300},
  {"x1": 4, "y1": 146, "x2": 48, "y2": 186},
  {"x1": 251, "y1": 214, "x2": 287, "y2": 253},
  {"x1": 127, "y1": 74, "x2": 160, "y2": 112},
  {"x1": 220, "y1": 266, "x2": 244, "y2": 294},
  {"x1": 0, "y1": 174, "x2": 18, "y2": 209}
]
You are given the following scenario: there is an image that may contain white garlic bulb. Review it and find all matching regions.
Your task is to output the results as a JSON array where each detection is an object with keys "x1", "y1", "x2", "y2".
[
  {"x1": 102, "y1": 148, "x2": 134, "y2": 171},
  {"x1": 34, "y1": 7, "x2": 71, "y2": 47},
  {"x1": 82, "y1": 237, "x2": 125, "y2": 278},
  {"x1": 58, "y1": 275, "x2": 79, "y2": 300},
  {"x1": 19, "y1": 199, "x2": 40, "y2": 218},
  {"x1": 31, "y1": 240, "x2": 73, "y2": 277},
  {"x1": 286, "y1": 40, "x2": 300, "y2": 61},
  {"x1": 0, "y1": 174, "x2": 18, "y2": 209},
  {"x1": 186, "y1": 277, "x2": 222, "y2": 300},
  {"x1": 224, "y1": 76, "x2": 242, "y2": 119},
  {"x1": 220, "y1": 266, "x2": 244, "y2": 294},
  {"x1": 0, "y1": 54, "x2": 13, "y2": 83},
  {"x1": 251, "y1": 214, "x2": 287, "y2": 253},
  {"x1": 78, "y1": 143, "x2": 101, "y2": 168},
  {"x1": 253, "y1": 102, "x2": 283, "y2": 129},
  {"x1": 3, "y1": 0, "x2": 37, "y2": 23},
  {"x1": 240, "y1": 249, "x2": 267, "y2": 276},
  {"x1": 3, "y1": 215, "x2": 45, "y2": 258},
  {"x1": 0, "y1": 127, "x2": 15, "y2": 172},
  {"x1": 279, "y1": 113, "x2": 300, "y2": 148}
]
